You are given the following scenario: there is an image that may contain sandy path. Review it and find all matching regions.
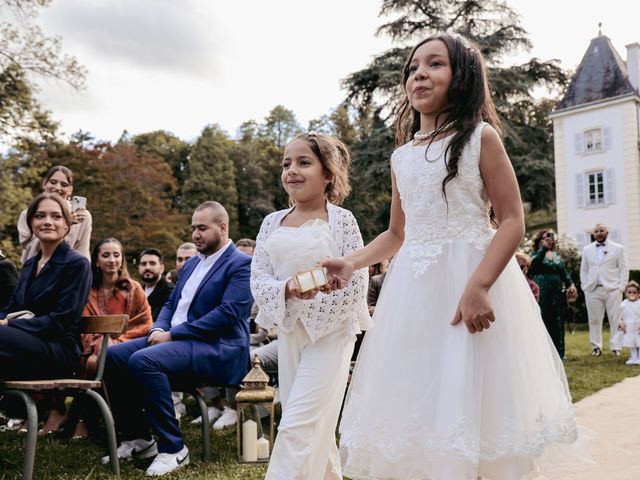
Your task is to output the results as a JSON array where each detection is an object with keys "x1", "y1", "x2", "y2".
[{"x1": 535, "y1": 374, "x2": 640, "y2": 480}]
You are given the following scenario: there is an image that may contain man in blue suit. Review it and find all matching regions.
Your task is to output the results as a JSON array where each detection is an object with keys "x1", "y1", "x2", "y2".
[{"x1": 104, "y1": 201, "x2": 253, "y2": 476}]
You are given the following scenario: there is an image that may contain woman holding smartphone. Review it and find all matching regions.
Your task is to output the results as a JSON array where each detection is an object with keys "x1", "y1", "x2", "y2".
[{"x1": 18, "y1": 165, "x2": 92, "y2": 263}]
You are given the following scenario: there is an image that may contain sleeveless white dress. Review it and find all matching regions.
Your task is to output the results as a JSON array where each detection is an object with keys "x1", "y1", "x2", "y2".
[{"x1": 340, "y1": 123, "x2": 588, "y2": 480}]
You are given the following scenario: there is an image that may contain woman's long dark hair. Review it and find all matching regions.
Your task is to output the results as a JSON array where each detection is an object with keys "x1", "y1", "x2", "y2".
[{"x1": 395, "y1": 34, "x2": 501, "y2": 202}]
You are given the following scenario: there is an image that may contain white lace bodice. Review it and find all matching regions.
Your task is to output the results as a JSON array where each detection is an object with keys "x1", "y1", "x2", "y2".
[
  {"x1": 251, "y1": 203, "x2": 371, "y2": 343},
  {"x1": 393, "y1": 122, "x2": 495, "y2": 277}
]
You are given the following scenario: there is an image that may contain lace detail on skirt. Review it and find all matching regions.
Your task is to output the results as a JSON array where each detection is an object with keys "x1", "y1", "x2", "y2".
[{"x1": 341, "y1": 392, "x2": 578, "y2": 465}]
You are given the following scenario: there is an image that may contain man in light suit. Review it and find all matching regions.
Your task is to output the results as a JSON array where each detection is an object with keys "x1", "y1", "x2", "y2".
[
  {"x1": 104, "y1": 201, "x2": 253, "y2": 476},
  {"x1": 580, "y1": 223, "x2": 628, "y2": 356}
]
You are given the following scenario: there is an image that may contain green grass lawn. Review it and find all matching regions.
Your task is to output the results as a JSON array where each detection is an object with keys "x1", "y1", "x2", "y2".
[{"x1": 1, "y1": 326, "x2": 638, "y2": 479}]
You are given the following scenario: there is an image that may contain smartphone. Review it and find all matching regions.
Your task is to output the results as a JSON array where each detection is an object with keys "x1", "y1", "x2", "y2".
[{"x1": 71, "y1": 195, "x2": 87, "y2": 211}]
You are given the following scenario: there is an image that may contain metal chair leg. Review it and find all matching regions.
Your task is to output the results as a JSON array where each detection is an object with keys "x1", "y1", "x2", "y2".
[
  {"x1": 86, "y1": 389, "x2": 120, "y2": 478},
  {"x1": 5, "y1": 389, "x2": 37, "y2": 480},
  {"x1": 189, "y1": 390, "x2": 211, "y2": 462}
]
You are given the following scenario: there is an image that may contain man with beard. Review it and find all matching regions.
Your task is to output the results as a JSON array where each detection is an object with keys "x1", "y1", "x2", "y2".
[
  {"x1": 580, "y1": 223, "x2": 629, "y2": 356},
  {"x1": 103, "y1": 201, "x2": 253, "y2": 476},
  {"x1": 139, "y1": 248, "x2": 174, "y2": 321}
]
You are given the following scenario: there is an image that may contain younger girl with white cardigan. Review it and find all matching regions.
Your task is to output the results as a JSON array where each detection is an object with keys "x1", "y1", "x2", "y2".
[{"x1": 251, "y1": 132, "x2": 370, "y2": 480}]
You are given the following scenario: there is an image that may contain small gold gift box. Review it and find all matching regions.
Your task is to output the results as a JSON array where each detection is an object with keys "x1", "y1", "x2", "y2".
[{"x1": 294, "y1": 267, "x2": 329, "y2": 293}]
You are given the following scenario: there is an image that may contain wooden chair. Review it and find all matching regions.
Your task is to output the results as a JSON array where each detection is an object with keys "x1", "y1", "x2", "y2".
[{"x1": 0, "y1": 314, "x2": 128, "y2": 480}]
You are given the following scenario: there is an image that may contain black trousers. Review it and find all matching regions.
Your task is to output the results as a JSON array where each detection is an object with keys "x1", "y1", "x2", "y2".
[{"x1": 0, "y1": 327, "x2": 75, "y2": 418}]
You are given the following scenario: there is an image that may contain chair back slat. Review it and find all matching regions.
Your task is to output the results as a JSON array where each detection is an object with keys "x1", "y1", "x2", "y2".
[{"x1": 82, "y1": 315, "x2": 128, "y2": 335}]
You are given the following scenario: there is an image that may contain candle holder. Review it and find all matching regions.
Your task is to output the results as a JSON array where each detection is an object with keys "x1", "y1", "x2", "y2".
[{"x1": 236, "y1": 356, "x2": 275, "y2": 464}]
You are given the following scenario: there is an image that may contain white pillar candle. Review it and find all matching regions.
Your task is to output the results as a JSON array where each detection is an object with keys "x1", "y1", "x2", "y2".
[
  {"x1": 257, "y1": 436, "x2": 270, "y2": 460},
  {"x1": 242, "y1": 419, "x2": 258, "y2": 462}
]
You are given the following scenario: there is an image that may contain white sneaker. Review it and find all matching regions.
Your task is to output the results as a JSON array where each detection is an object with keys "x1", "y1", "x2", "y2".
[
  {"x1": 101, "y1": 438, "x2": 158, "y2": 464},
  {"x1": 212, "y1": 406, "x2": 237, "y2": 430},
  {"x1": 625, "y1": 358, "x2": 636, "y2": 365},
  {"x1": 190, "y1": 406, "x2": 223, "y2": 425},
  {"x1": 145, "y1": 446, "x2": 189, "y2": 476},
  {"x1": 174, "y1": 401, "x2": 187, "y2": 420}
]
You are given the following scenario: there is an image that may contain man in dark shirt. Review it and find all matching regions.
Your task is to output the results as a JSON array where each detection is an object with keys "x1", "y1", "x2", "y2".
[{"x1": 138, "y1": 248, "x2": 173, "y2": 321}]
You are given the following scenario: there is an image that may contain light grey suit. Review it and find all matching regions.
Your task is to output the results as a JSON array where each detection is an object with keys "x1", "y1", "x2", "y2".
[{"x1": 580, "y1": 240, "x2": 629, "y2": 350}]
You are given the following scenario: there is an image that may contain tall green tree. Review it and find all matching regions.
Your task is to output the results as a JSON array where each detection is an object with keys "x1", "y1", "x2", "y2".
[
  {"x1": 262, "y1": 105, "x2": 301, "y2": 148},
  {"x1": 131, "y1": 130, "x2": 191, "y2": 208},
  {"x1": 343, "y1": 112, "x2": 395, "y2": 241},
  {"x1": 231, "y1": 121, "x2": 284, "y2": 239},
  {"x1": 342, "y1": 0, "x2": 567, "y2": 214},
  {"x1": 1, "y1": 0, "x2": 85, "y2": 144},
  {"x1": 182, "y1": 125, "x2": 239, "y2": 237}
]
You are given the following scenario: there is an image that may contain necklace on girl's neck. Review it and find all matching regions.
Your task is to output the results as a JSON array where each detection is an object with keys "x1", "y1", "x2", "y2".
[{"x1": 413, "y1": 121, "x2": 456, "y2": 143}]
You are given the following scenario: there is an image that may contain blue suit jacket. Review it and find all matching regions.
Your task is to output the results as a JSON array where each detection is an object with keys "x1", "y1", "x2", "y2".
[
  {"x1": 153, "y1": 243, "x2": 253, "y2": 385},
  {"x1": 1, "y1": 241, "x2": 91, "y2": 370}
]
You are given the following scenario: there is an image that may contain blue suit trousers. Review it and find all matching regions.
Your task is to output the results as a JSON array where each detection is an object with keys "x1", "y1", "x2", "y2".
[{"x1": 106, "y1": 337, "x2": 206, "y2": 454}]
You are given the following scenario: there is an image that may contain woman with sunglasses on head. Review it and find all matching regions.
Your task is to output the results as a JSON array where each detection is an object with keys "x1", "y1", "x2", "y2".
[{"x1": 529, "y1": 229, "x2": 577, "y2": 359}]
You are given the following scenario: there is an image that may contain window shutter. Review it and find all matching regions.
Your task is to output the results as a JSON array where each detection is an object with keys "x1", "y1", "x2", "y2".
[
  {"x1": 575, "y1": 173, "x2": 585, "y2": 208},
  {"x1": 604, "y1": 168, "x2": 616, "y2": 204},
  {"x1": 574, "y1": 132, "x2": 583, "y2": 154},
  {"x1": 609, "y1": 229, "x2": 620, "y2": 243},
  {"x1": 602, "y1": 127, "x2": 612, "y2": 149}
]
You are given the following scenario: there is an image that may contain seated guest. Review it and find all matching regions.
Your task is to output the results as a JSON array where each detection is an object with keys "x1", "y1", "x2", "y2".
[
  {"x1": 515, "y1": 251, "x2": 540, "y2": 302},
  {"x1": 104, "y1": 201, "x2": 253, "y2": 476},
  {"x1": 367, "y1": 260, "x2": 389, "y2": 315},
  {"x1": 164, "y1": 269, "x2": 178, "y2": 285},
  {"x1": 65, "y1": 238, "x2": 153, "y2": 439},
  {"x1": 175, "y1": 242, "x2": 197, "y2": 273},
  {"x1": 138, "y1": 248, "x2": 174, "y2": 320},
  {"x1": 171, "y1": 242, "x2": 198, "y2": 419},
  {"x1": 0, "y1": 193, "x2": 91, "y2": 423},
  {"x1": 235, "y1": 238, "x2": 256, "y2": 256},
  {"x1": 0, "y1": 250, "x2": 19, "y2": 309},
  {"x1": 192, "y1": 237, "x2": 257, "y2": 428}
]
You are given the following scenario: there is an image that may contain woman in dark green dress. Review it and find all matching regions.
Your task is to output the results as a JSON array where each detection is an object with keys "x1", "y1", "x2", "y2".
[{"x1": 529, "y1": 229, "x2": 577, "y2": 359}]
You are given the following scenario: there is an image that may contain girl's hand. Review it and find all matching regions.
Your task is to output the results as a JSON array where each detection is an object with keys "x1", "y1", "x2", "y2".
[
  {"x1": 321, "y1": 257, "x2": 355, "y2": 290},
  {"x1": 618, "y1": 322, "x2": 626, "y2": 333},
  {"x1": 451, "y1": 284, "x2": 495, "y2": 334},
  {"x1": 285, "y1": 278, "x2": 319, "y2": 300},
  {"x1": 72, "y1": 208, "x2": 87, "y2": 224}
]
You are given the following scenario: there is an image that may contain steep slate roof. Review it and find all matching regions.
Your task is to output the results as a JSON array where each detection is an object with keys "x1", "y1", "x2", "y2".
[{"x1": 557, "y1": 34, "x2": 636, "y2": 110}]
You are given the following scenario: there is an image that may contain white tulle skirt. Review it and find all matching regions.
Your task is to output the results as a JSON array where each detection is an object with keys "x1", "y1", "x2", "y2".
[{"x1": 340, "y1": 240, "x2": 591, "y2": 480}]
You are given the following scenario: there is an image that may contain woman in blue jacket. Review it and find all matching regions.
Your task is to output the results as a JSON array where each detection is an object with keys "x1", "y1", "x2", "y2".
[{"x1": 0, "y1": 193, "x2": 91, "y2": 423}]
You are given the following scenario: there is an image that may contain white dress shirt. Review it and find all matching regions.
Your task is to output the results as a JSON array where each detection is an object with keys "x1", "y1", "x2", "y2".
[
  {"x1": 596, "y1": 241, "x2": 606, "y2": 284},
  {"x1": 170, "y1": 240, "x2": 231, "y2": 328}
]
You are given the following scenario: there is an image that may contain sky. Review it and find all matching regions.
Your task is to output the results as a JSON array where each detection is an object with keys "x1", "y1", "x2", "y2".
[{"x1": 29, "y1": 0, "x2": 640, "y2": 144}]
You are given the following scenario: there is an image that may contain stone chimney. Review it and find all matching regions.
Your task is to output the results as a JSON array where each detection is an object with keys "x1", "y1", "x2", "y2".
[{"x1": 626, "y1": 43, "x2": 640, "y2": 92}]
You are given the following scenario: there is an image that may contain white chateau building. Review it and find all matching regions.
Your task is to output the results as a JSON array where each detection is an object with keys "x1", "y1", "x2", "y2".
[{"x1": 550, "y1": 33, "x2": 640, "y2": 269}]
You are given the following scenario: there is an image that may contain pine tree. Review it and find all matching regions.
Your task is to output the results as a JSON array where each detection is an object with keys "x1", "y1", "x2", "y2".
[{"x1": 182, "y1": 125, "x2": 239, "y2": 237}]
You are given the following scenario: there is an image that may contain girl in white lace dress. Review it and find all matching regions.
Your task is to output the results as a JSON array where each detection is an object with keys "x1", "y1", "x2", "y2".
[
  {"x1": 323, "y1": 34, "x2": 589, "y2": 479},
  {"x1": 616, "y1": 281, "x2": 640, "y2": 365},
  {"x1": 250, "y1": 132, "x2": 370, "y2": 480}
]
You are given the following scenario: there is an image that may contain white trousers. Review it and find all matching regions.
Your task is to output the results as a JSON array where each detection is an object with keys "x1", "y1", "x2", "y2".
[
  {"x1": 585, "y1": 286, "x2": 623, "y2": 350},
  {"x1": 265, "y1": 321, "x2": 355, "y2": 480}
]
